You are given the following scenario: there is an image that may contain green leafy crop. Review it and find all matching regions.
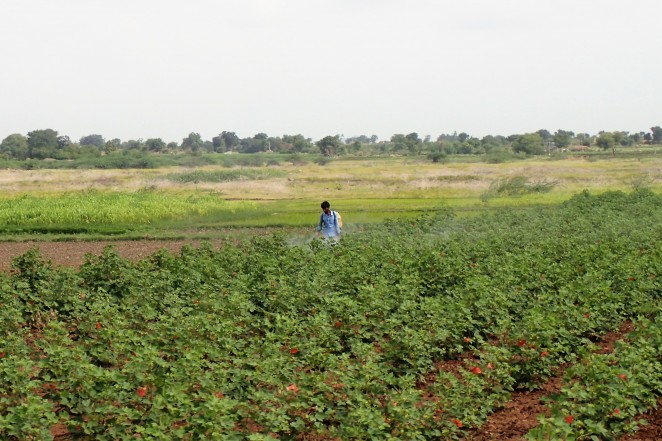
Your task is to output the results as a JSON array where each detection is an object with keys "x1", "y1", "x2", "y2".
[{"x1": 0, "y1": 189, "x2": 659, "y2": 440}]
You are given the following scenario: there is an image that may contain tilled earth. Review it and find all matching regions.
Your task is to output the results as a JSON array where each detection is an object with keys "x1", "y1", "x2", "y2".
[
  {"x1": 0, "y1": 239, "x2": 224, "y2": 272},
  {"x1": 0, "y1": 240, "x2": 659, "y2": 440}
]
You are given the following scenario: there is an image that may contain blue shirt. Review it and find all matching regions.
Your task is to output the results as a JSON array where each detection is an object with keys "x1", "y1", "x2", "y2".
[{"x1": 317, "y1": 210, "x2": 341, "y2": 238}]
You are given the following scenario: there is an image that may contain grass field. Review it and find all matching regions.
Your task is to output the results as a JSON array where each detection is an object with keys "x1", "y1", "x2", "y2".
[{"x1": 0, "y1": 155, "x2": 659, "y2": 240}]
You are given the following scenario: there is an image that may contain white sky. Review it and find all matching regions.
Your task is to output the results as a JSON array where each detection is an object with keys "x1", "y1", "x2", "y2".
[{"x1": 1, "y1": 0, "x2": 660, "y2": 143}]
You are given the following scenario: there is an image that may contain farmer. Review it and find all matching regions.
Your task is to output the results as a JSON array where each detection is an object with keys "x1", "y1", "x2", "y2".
[{"x1": 317, "y1": 200, "x2": 342, "y2": 239}]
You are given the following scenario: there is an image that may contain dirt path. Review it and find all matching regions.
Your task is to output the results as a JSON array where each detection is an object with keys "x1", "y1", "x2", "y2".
[
  {"x1": 0, "y1": 240, "x2": 222, "y2": 272},
  {"x1": 463, "y1": 322, "x2": 662, "y2": 441}
]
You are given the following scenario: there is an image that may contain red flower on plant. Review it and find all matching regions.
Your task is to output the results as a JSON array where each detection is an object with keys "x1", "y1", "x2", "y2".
[
  {"x1": 628, "y1": 277, "x2": 636, "y2": 281},
  {"x1": 487, "y1": 362, "x2": 494, "y2": 370},
  {"x1": 286, "y1": 383, "x2": 299, "y2": 393},
  {"x1": 334, "y1": 320, "x2": 342, "y2": 327},
  {"x1": 214, "y1": 392, "x2": 224, "y2": 399},
  {"x1": 463, "y1": 337, "x2": 472, "y2": 343},
  {"x1": 540, "y1": 351, "x2": 549, "y2": 357},
  {"x1": 565, "y1": 415, "x2": 574, "y2": 424},
  {"x1": 452, "y1": 418, "x2": 462, "y2": 428},
  {"x1": 517, "y1": 339, "x2": 526, "y2": 347},
  {"x1": 471, "y1": 366, "x2": 482, "y2": 374},
  {"x1": 136, "y1": 386, "x2": 147, "y2": 398},
  {"x1": 613, "y1": 408, "x2": 620, "y2": 415},
  {"x1": 618, "y1": 373, "x2": 628, "y2": 381},
  {"x1": 95, "y1": 322, "x2": 102, "y2": 330},
  {"x1": 290, "y1": 348, "x2": 299, "y2": 355}
]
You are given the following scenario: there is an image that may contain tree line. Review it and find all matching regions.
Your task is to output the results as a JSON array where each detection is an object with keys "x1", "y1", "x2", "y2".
[{"x1": 1, "y1": 126, "x2": 661, "y2": 161}]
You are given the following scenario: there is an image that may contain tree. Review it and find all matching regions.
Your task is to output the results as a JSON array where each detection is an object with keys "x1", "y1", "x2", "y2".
[
  {"x1": 536, "y1": 129, "x2": 552, "y2": 141},
  {"x1": 575, "y1": 133, "x2": 592, "y2": 147},
  {"x1": 481, "y1": 135, "x2": 507, "y2": 152},
  {"x1": 104, "y1": 140, "x2": 118, "y2": 154},
  {"x1": 644, "y1": 132, "x2": 653, "y2": 144},
  {"x1": 52, "y1": 135, "x2": 75, "y2": 159},
  {"x1": 213, "y1": 131, "x2": 240, "y2": 152},
  {"x1": 390, "y1": 134, "x2": 407, "y2": 152},
  {"x1": 428, "y1": 151, "x2": 447, "y2": 163},
  {"x1": 57, "y1": 136, "x2": 71, "y2": 149},
  {"x1": 628, "y1": 132, "x2": 643, "y2": 145},
  {"x1": 553, "y1": 130, "x2": 574, "y2": 149},
  {"x1": 27, "y1": 129, "x2": 59, "y2": 159},
  {"x1": 239, "y1": 133, "x2": 269, "y2": 153},
  {"x1": 437, "y1": 133, "x2": 457, "y2": 142},
  {"x1": 182, "y1": 132, "x2": 203, "y2": 153},
  {"x1": 282, "y1": 134, "x2": 312, "y2": 153},
  {"x1": 651, "y1": 126, "x2": 662, "y2": 144},
  {"x1": 460, "y1": 137, "x2": 481, "y2": 154},
  {"x1": 267, "y1": 136, "x2": 288, "y2": 152},
  {"x1": 80, "y1": 134, "x2": 105, "y2": 148},
  {"x1": 349, "y1": 140, "x2": 362, "y2": 154},
  {"x1": 145, "y1": 138, "x2": 166, "y2": 152},
  {"x1": 612, "y1": 131, "x2": 627, "y2": 146},
  {"x1": 596, "y1": 132, "x2": 616, "y2": 153},
  {"x1": 105, "y1": 138, "x2": 121, "y2": 152},
  {"x1": 317, "y1": 135, "x2": 341, "y2": 157},
  {"x1": 457, "y1": 132, "x2": 470, "y2": 143},
  {"x1": 440, "y1": 140, "x2": 459, "y2": 154},
  {"x1": 0, "y1": 133, "x2": 29, "y2": 159},
  {"x1": 511, "y1": 133, "x2": 545, "y2": 155},
  {"x1": 123, "y1": 139, "x2": 144, "y2": 150},
  {"x1": 345, "y1": 135, "x2": 371, "y2": 145},
  {"x1": 405, "y1": 132, "x2": 422, "y2": 154},
  {"x1": 212, "y1": 136, "x2": 225, "y2": 152}
]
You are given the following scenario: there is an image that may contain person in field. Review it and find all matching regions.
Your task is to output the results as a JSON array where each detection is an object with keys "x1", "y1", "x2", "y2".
[{"x1": 317, "y1": 200, "x2": 342, "y2": 239}]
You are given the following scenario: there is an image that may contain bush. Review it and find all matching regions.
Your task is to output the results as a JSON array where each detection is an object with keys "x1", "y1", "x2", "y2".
[
  {"x1": 482, "y1": 176, "x2": 557, "y2": 200},
  {"x1": 427, "y1": 152, "x2": 447, "y2": 163}
]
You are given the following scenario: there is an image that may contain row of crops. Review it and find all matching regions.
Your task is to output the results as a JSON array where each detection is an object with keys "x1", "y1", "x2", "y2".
[
  {"x1": 0, "y1": 189, "x2": 660, "y2": 440},
  {"x1": 0, "y1": 191, "x2": 250, "y2": 227}
]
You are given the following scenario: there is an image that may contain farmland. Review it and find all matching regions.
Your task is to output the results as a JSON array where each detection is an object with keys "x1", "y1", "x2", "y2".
[
  {"x1": 0, "y1": 155, "x2": 660, "y2": 440},
  {"x1": 0, "y1": 155, "x2": 660, "y2": 239}
]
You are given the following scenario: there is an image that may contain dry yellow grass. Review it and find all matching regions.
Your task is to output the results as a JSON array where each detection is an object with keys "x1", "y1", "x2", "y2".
[{"x1": 0, "y1": 156, "x2": 659, "y2": 201}]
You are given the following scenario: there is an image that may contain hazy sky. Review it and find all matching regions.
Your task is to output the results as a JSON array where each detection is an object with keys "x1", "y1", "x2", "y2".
[{"x1": 1, "y1": 0, "x2": 660, "y2": 143}]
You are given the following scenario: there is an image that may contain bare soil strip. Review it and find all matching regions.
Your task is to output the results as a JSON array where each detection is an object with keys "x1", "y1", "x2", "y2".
[
  {"x1": 0, "y1": 240, "x2": 223, "y2": 273},
  {"x1": 462, "y1": 322, "x2": 661, "y2": 441}
]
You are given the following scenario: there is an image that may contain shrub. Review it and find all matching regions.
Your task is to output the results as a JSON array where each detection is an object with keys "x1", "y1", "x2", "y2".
[{"x1": 482, "y1": 176, "x2": 557, "y2": 199}]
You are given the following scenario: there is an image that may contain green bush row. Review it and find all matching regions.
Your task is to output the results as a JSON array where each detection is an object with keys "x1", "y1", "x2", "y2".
[
  {"x1": 0, "y1": 189, "x2": 659, "y2": 439},
  {"x1": 527, "y1": 316, "x2": 662, "y2": 440}
]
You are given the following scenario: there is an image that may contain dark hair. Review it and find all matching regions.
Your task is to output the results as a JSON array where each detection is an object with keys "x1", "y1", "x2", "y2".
[{"x1": 321, "y1": 201, "x2": 330, "y2": 209}]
